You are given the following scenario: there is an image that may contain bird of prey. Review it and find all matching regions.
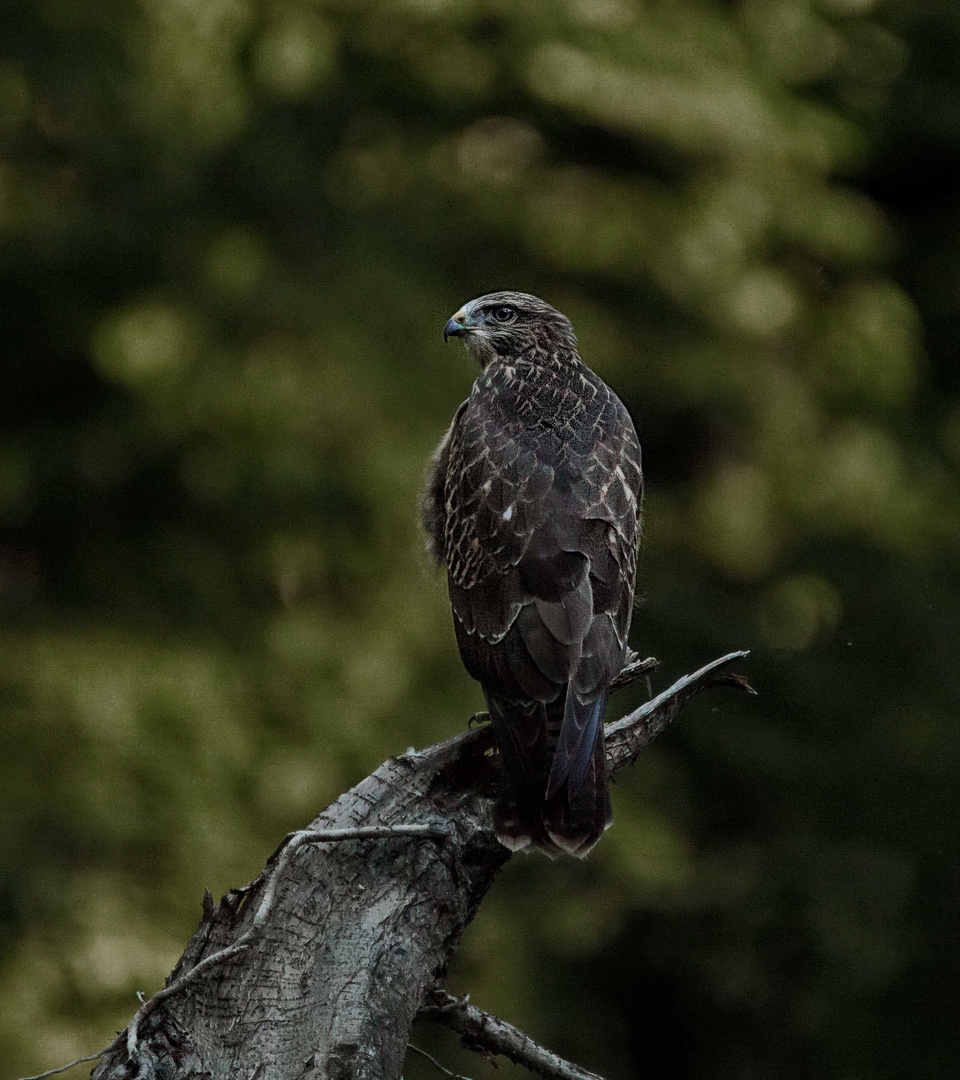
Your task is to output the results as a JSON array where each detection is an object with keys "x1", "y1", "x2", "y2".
[{"x1": 422, "y1": 291, "x2": 643, "y2": 856}]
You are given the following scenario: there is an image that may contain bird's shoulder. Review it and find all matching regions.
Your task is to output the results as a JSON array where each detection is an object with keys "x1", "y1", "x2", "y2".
[{"x1": 457, "y1": 353, "x2": 641, "y2": 506}]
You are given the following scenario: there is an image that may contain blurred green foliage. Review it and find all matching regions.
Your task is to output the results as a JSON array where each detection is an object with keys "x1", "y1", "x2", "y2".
[{"x1": 1, "y1": 0, "x2": 958, "y2": 1077}]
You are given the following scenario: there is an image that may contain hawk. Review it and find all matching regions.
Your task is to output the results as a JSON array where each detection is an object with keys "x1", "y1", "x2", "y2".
[{"x1": 422, "y1": 291, "x2": 643, "y2": 857}]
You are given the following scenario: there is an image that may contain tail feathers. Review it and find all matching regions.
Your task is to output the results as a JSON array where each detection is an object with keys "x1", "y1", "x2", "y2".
[
  {"x1": 547, "y1": 690, "x2": 607, "y2": 798},
  {"x1": 485, "y1": 688, "x2": 612, "y2": 858},
  {"x1": 543, "y1": 728, "x2": 612, "y2": 856}
]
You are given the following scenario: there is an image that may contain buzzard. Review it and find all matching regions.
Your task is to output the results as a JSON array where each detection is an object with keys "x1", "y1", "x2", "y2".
[{"x1": 422, "y1": 292, "x2": 643, "y2": 856}]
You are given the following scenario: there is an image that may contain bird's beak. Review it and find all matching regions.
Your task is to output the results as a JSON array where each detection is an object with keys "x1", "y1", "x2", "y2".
[
  {"x1": 443, "y1": 308, "x2": 469, "y2": 342},
  {"x1": 443, "y1": 318, "x2": 465, "y2": 342}
]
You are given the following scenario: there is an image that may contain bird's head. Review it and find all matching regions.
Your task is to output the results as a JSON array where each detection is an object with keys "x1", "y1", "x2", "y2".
[{"x1": 443, "y1": 291, "x2": 577, "y2": 367}]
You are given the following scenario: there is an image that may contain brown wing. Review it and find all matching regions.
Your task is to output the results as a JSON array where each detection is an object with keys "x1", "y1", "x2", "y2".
[{"x1": 440, "y1": 384, "x2": 641, "y2": 700}]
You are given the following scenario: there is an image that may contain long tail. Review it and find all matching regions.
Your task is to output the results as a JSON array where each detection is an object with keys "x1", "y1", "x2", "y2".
[{"x1": 484, "y1": 688, "x2": 612, "y2": 858}]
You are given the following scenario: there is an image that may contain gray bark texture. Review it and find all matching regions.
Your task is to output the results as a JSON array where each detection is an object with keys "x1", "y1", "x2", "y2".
[{"x1": 87, "y1": 652, "x2": 749, "y2": 1080}]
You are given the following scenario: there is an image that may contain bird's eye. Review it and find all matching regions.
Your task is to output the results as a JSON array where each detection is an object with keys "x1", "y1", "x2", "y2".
[{"x1": 491, "y1": 305, "x2": 516, "y2": 323}]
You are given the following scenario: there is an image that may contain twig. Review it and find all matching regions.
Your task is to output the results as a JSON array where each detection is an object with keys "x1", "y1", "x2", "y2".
[
  {"x1": 609, "y1": 651, "x2": 659, "y2": 691},
  {"x1": 124, "y1": 823, "x2": 449, "y2": 1068},
  {"x1": 18, "y1": 1050, "x2": 107, "y2": 1080},
  {"x1": 421, "y1": 991, "x2": 605, "y2": 1080},
  {"x1": 606, "y1": 650, "x2": 752, "y2": 772},
  {"x1": 408, "y1": 1042, "x2": 475, "y2": 1080}
]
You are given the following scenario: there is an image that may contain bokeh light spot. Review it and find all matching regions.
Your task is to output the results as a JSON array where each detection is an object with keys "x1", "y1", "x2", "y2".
[
  {"x1": 759, "y1": 573, "x2": 842, "y2": 650},
  {"x1": 92, "y1": 300, "x2": 200, "y2": 389}
]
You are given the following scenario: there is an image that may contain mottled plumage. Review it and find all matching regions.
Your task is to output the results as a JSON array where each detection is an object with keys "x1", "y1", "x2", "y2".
[{"x1": 423, "y1": 292, "x2": 642, "y2": 856}]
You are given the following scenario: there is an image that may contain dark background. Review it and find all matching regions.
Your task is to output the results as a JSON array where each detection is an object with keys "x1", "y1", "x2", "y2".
[{"x1": 1, "y1": 1, "x2": 958, "y2": 1077}]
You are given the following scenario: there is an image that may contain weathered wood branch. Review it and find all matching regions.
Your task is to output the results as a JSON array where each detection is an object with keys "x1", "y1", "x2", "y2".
[
  {"x1": 81, "y1": 651, "x2": 750, "y2": 1080},
  {"x1": 421, "y1": 990, "x2": 605, "y2": 1080}
]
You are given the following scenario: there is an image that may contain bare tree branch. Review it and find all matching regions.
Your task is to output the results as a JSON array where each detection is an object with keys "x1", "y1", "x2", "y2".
[
  {"x1": 19, "y1": 1051, "x2": 107, "y2": 1080},
  {"x1": 407, "y1": 1042, "x2": 475, "y2": 1080},
  {"x1": 607, "y1": 650, "x2": 753, "y2": 771},
  {"x1": 421, "y1": 991, "x2": 605, "y2": 1080},
  {"x1": 608, "y1": 650, "x2": 659, "y2": 691},
  {"x1": 21, "y1": 651, "x2": 749, "y2": 1080}
]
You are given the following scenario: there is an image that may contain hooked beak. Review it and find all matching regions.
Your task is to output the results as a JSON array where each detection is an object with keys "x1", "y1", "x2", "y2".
[
  {"x1": 443, "y1": 317, "x2": 465, "y2": 342},
  {"x1": 443, "y1": 306, "x2": 470, "y2": 342}
]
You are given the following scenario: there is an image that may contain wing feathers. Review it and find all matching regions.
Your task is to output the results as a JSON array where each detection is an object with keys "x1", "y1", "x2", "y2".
[
  {"x1": 503, "y1": 625, "x2": 559, "y2": 701},
  {"x1": 518, "y1": 545, "x2": 587, "y2": 601},
  {"x1": 516, "y1": 604, "x2": 574, "y2": 685}
]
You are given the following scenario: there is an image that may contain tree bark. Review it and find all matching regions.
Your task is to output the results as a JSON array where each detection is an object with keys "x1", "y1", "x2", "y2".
[{"x1": 87, "y1": 652, "x2": 749, "y2": 1080}]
